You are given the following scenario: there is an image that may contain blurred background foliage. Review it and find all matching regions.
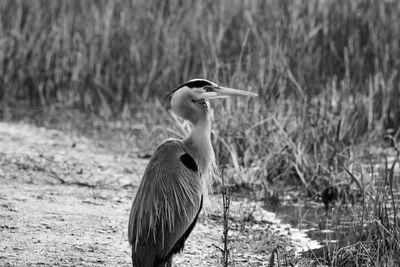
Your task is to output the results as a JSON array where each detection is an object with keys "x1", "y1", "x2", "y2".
[{"x1": 1, "y1": 0, "x2": 400, "y2": 192}]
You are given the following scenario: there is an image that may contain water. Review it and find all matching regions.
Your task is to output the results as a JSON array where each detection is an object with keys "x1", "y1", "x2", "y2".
[
  {"x1": 273, "y1": 149, "x2": 400, "y2": 250},
  {"x1": 272, "y1": 168, "x2": 400, "y2": 261},
  {"x1": 275, "y1": 203, "x2": 364, "y2": 248}
]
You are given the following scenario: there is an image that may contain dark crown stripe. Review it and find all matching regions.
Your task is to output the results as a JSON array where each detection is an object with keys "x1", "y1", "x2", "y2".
[
  {"x1": 163, "y1": 79, "x2": 212, "y2": 100},
  {"x1": 181, "y1": 79, "x2": 213, "y2": 89}
]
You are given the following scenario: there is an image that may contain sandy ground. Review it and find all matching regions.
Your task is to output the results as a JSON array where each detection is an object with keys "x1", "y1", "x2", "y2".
[{"x1": 0, "y1": 122, "x2": 305, "y2": 266}]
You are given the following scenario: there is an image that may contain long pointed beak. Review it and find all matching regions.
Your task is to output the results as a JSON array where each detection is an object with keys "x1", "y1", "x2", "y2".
[{"x1": 197, "y1": 86, "x2": 258, "y2": 100}]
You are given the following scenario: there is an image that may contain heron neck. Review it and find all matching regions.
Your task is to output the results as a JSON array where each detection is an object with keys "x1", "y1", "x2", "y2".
[{"x1": 184, "y1": 115, "x2": 213, "y2": 173}]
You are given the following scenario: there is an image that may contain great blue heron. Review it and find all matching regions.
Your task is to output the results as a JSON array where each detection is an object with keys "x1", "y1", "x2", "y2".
[{"x1": 128, "y1": 79, "x2": 257, "y2": 266}]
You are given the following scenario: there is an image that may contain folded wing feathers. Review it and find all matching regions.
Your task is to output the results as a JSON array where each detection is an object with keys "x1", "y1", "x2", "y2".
[{"x1": 129, "y1": 140, "x2": 207, "y2": 255}]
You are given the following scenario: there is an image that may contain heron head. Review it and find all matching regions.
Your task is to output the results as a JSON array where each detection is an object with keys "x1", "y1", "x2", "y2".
[{"x1": 168, "y1": 78, "x2": 257, "y2": 123}]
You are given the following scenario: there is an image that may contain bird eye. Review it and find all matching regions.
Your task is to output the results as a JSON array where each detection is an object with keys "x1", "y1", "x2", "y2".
[{"x1": 203, "y1": 86, "x2": 214, "y2": 92}]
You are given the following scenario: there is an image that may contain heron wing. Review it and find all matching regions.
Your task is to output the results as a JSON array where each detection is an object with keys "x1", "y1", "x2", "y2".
[
  {"x1": 129, "y1": 139, "x2": 203, "y2": 264},
  {"x1": 156, "y1": 195, "x2": 203, "y2": 265}
]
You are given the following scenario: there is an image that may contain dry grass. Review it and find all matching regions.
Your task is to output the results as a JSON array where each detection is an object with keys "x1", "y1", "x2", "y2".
[{"x1": 2, "y1": 0, "x2": 399, "y2": 192}]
